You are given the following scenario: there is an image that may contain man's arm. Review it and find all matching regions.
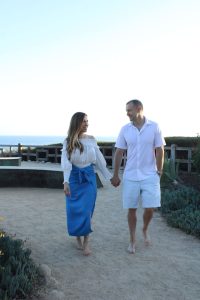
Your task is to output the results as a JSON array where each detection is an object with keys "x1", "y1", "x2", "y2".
[
  {"x1": 110, "y1": 148, "x2": 124, "y2": 187},
  {"x1": 155, "y1": 146, "x2": 164, "y2": 176}
]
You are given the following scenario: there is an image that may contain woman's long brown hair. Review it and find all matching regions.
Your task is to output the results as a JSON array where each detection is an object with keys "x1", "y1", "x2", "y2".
[{"x1": 66, "y1": 112, "x2": 86, "y2": 159}]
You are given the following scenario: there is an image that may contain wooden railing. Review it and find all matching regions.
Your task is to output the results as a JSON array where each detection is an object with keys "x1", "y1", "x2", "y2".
[
  {"x1": 165, "y1": 145, "x2": 195, "y2": 173},
  {"x1": 0, "y1": 143, "x2": 197, "y2": 173},
  {"x1": 0, "y1": 144, "x2": 62, "y2": 164}
]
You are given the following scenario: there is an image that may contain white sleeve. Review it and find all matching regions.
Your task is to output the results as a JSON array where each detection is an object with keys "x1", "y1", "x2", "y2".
[
  {"x1": 154, "y1": 124, "x2": 166, "y2": 148},
  {"x1": 94, "y1": 140, "x2": 112, "y2": 180},
  {"x1": 61, "y1": 140, "x2": 72, "y2": 183},
  {"x1": 115, "y1": 126, "x2": 127, "y2": 149}
]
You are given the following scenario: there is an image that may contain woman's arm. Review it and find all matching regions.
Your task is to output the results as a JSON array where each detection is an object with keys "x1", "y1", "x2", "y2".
[
  {"x1": 61, "y1": 140, "x2": 72, "y2": 194},
  {"x1": 93, "y1": 140, "x2": 112, "y2": 180}
]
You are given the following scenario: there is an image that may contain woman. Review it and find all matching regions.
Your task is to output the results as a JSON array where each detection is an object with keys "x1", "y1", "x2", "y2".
[{"x1": 61, "y1": 112, "x2": 112, "y2": 256}]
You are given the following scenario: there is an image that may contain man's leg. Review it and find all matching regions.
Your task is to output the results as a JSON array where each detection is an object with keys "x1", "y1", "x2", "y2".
[
  {"x1": 141, "y1": 174, "x2": 161, "y2": 245},
  {"x1": 127, "y1": 208, "x2": 137, "y2": 253},
  {"x1": 143, "y1": 208, "x2": 154, "y2": 245}
]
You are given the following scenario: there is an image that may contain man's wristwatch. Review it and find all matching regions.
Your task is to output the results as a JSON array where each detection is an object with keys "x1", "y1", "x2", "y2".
[{"x1": 157, "y1": 170, "x2": 163, "y2": 176}]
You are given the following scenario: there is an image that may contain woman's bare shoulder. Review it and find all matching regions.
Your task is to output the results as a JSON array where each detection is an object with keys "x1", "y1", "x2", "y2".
[
  {"x1": 81, "y1": 134, "x2": 95, "y2": 140},
  {"x1": 87, "y1": 135, "x2": 95, "y2": 139}
]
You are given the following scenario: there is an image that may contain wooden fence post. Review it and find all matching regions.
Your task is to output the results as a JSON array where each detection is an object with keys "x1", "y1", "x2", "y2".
[
  {"x1": 188, "y1": 148, "x2": 192, "y2": 173},
  {"x1": 18, "y1": 143, "x2": 22, "y2": 156},
  {"x1": 170, "y1": 144, "x2": 176, "y2": 163}
]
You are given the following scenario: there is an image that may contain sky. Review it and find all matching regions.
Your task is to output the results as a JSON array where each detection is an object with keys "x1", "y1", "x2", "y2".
[{"x1": 0, "y1": 0, "x2": 200, "y2": 139}]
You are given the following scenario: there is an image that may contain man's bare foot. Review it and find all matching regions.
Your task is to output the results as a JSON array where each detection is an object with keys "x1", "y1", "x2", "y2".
[
  {"x1": 143, "y1": 230, "x2": 151, "y2": 246},
  {"x1": 127, "y1": 243, "x2": 136, "y2": 254},
  {"x1": 76, "y1": 237, "x2": 83, "y2": 250}
]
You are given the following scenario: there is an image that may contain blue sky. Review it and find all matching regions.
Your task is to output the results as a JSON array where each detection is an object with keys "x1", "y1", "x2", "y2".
[{"x1": 0, "y1": 0, "x2": 199, "y2": 138}]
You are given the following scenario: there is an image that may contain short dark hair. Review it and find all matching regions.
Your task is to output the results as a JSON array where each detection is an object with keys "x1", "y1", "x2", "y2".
[{"x1": 126, "y1": 99, "x2": 143, "y2": 109}]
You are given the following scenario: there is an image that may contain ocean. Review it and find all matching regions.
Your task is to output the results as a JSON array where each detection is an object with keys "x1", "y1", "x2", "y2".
[{"x1": 0, "y1": 135, "x2": 116, "y2": 146}]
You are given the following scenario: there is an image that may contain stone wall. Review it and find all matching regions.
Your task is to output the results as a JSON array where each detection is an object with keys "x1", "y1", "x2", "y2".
[{"x1": 0, "y1": 169, "x2": 103, "y2": 189}]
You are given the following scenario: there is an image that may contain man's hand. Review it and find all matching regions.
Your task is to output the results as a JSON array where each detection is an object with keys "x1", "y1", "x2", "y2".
[
  {"x1": 110, "y1": 175, "x2": 121, "y2": 187},
  {"x1": 64, "y1": 182, "x2": 70, "y2": 196}
]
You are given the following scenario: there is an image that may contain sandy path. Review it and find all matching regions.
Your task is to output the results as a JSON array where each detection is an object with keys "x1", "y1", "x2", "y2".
[{"x1": 0, "y1": 183, "x2": 200, "y2": 300}]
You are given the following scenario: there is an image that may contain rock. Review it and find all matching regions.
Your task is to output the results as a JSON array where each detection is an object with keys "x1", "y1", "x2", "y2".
[
  {"x1": 40, "y1": 264, "x2": 52, "y2": 278},
  {"x1": 45, "y1": 289, "x2": 65, "y2": 300}
]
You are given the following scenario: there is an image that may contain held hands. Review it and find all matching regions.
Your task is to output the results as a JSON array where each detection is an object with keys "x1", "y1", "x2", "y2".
[
  {"x1": 64, "y1": 182, "x2": 71, "y2": 196},
  {"x1": 110, "y1": 175, "x2": 121, "y2": 187}
]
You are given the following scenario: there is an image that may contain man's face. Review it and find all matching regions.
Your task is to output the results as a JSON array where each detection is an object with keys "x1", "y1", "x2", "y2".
[{"x1": 126, "y1": 103, "x2": 139, "y2": 121}]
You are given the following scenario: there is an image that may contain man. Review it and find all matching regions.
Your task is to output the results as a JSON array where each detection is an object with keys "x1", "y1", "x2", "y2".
[{"x1": 111, "y1": 99, "x2": 165, "y2": 254}]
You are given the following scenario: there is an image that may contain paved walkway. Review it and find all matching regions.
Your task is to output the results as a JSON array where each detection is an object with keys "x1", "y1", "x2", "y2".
[{"x1": 0, "y1": 179, "x2": 200, "y2": 300}]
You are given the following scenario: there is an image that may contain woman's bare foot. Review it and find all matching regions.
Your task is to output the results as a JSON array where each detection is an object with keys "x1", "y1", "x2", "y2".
[
  {"x1": 83, "y1": 236, "x2": 91, "y2": 256},
  {"x1": 83, "y1": 244, "x2": 92, "y2": 256},
  {"x1": 76, "y1": 237, "x2": 83, "y2": 250}
]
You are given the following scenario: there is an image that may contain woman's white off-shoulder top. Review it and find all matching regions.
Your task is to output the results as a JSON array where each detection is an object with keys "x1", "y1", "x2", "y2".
[{"x1": 61, "y1": 138, "x2": 112, "y2": 183}]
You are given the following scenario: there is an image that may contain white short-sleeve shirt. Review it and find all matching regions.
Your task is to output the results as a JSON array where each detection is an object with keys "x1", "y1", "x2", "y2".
[{"x1": 115, "y1": 118, "x2": 166, "y2": 180}]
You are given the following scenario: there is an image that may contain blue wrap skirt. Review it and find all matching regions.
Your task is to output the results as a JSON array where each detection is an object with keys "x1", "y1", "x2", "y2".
[{"x1": 65, "y1": 164, "x2": 97, "y2": 236}]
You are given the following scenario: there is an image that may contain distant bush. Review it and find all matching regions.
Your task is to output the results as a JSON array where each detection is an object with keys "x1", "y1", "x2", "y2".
[{"x1": 164, "y1": 136, "x2": 199, "y2": 147}]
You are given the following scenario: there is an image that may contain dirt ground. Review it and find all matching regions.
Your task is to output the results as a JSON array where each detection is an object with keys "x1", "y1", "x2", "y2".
[{"x1": 0, "y1": 181, "x2": 200, "y2": 300}]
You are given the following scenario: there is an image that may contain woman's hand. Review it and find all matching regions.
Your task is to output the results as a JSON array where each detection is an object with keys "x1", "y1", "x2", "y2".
[{"x1": 64, "y1": 182, "x2": 71, "y2": 196}]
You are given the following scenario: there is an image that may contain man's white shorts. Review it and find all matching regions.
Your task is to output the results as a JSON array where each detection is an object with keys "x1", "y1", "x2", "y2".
[{"x1": 122, "y1": 174, "x2": 161, "y2": 209}]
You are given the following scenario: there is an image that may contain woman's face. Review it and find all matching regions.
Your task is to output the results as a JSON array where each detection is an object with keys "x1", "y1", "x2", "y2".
[{"x1": 79, "y1": 115, "x2": 88, "y2": 134}]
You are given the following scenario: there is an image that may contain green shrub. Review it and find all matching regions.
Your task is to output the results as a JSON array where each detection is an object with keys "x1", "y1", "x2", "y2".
[
  {"x1": 0, "y1": 232, "x2": 43, "y2": 300},
  {"x1": 161, "y1": 189, "x2": 188, "y2": 214},
  {"x1": 161, "y1": 186, "x2": 200, "y2": 214},
  {"x1": 161, "y1": 153, "x2": 180, "y2": 188},
  {"x1": 161, "y1": 185, "x2": 200, "y2": 238},
  {"x1": 166, "y1": 206, "x2": 200, "y2": 238}
]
